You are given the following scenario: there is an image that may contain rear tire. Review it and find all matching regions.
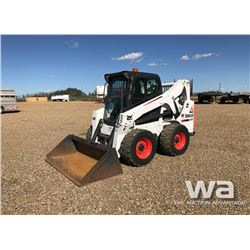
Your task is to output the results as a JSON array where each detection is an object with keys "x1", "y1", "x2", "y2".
[
  {"x1": 86, "y1": 126, "x2": 92, "y2": 141},
  {"x1": 119, "y1": 129, "x2": 157, "y2": 167},
  {"x1": 159, "y1": 123, "x2": 190, "y2": 156}
]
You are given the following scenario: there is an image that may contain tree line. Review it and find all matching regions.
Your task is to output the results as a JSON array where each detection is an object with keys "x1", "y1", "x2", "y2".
[{"x1": 18, "y1": 88, "x2": 97, "y2": 101}]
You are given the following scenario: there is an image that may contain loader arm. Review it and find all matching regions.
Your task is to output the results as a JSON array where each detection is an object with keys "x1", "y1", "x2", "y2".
[{"x1": 121, "y1": 79, "x2": 191, "y2": 121}]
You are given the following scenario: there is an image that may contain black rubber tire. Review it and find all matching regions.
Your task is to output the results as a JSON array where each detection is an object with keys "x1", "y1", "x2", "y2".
[
  {"x1": 119, "y1": 129, "x2": 157, "y2": 167},
  {"x1": 159, "y1": 123, "x2": 190, "y2": 156},
  {"x1": 86, "y1": 126, "x2": 92, "y2": 141}
]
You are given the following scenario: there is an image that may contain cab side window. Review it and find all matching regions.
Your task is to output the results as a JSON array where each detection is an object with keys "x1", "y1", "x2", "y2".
[
  {"x1": 131, "y1": 78, "x2": 161, "y2": 105},
  {"x1": 146, "y1": 79, "x2": 158, "y2": 96}
]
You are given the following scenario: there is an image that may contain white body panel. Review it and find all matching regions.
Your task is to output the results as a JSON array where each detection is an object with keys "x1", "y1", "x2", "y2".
[
  {"x1": 96, "y1": 85, "x2": 107, "y2": 98},
  {"x1": 51, "y1": 95, "x2": 69, "y2": 102},
  {"x1": 0, "y1": 89, "x2": 17, "y2": 111},
  {"x1": 90, "y1": 79, "x2": 195, "y2": 157},
  {"x1": 176, "y1": 100, "x2": 195, "y2": 133},
  {"x1": 162, "y1": 82, "x2": 174, "y2": 92},
  {"x1": 91, "y1": 107, "x2": 105, "y2": 137}
]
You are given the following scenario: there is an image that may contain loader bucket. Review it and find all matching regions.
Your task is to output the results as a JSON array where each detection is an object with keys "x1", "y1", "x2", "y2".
[{"x1": 46, "y1": 135, "x2": 123, "y2": 186}]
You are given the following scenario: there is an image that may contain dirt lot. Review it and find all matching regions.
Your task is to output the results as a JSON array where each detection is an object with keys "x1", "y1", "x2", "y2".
[{"x1": 1, "y1": 101, "x2": 249, "y2": 214}]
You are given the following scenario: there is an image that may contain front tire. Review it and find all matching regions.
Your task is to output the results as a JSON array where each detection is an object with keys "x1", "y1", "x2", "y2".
[
  {"x1": 159, "y1": 123, "x2": 190, "y2": 156},
  {"x1": 119, "y1": 129, "x2": 157, "y2": 167}
]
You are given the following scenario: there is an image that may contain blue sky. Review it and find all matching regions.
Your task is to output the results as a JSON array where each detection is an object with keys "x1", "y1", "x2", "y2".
[{"x1": 1, "y1": 35, "x2": 249, "y2": 95}]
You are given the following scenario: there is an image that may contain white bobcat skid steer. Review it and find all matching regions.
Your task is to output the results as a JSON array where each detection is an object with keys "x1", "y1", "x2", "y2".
[{"x1": 46, "y1": 69, "x2": 195, "y2": 186}]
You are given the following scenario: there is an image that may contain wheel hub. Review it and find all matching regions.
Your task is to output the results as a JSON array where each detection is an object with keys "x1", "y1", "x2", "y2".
[
  {"x1": 135, "y1": 138, "x2": 153, "y2": 160},
  {"x1": 174, "y1": 132, "x2": 186, "y2": 150},
  {"x1": 174, "y1": 136, "x2": 180, "y2": 143},
  {"x1": 138, "y1": 144, "x2": 145, "y2": 151}
]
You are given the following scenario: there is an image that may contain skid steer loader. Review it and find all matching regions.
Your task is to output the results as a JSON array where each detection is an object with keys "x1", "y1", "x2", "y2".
[{"x1": 46, "y1": 69, "x2": 195, "y2": 186}]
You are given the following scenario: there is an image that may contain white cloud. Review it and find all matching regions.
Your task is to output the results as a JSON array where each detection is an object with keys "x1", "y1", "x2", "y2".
[
  {"x1": 192, "y1": 52, "x2": 216, "y2": 60},
  {"x1": 148, "y1": 59, "x2": 168, "y2": 66},
  {"x1": 180, "y1": 55, "x2": 190, "y2": 61},
  {"x1": 148, "y1": 62, "x2": 158, "y2": 66},
  {"x1": 112, "y1": 52, "x2": 144, "y2": 63},
  {"x1": 66, "y1": 40, "x2": 80, "y2": 49},
  {"x1": 181, "y1": 52, "x2": 217, "y2": 61}
]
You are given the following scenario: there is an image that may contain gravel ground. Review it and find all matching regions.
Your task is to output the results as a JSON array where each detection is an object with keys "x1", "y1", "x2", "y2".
[{"x1": 1, "y1": 101, "x2": 249, "y2": 214}]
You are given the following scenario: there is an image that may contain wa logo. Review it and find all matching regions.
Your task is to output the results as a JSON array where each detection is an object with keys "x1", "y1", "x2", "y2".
[{"x1": 185, "y1": 181, "x2": 234, "y2": 199}]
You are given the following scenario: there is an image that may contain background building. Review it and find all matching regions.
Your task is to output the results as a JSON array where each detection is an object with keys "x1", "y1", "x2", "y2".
[{"x1": 26, "y1": 96, "x2": 48, "y2": 102}]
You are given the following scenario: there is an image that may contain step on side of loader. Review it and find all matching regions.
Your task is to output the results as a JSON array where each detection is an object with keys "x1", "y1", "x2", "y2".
[{"x1": 46, "y1": 135, "x2": 123, "y2": 186}]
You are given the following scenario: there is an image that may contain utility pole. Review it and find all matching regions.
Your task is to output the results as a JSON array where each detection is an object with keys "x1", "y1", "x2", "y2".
[{"x1": 219, "y1": 82, "x2": 221, "y2": 92}]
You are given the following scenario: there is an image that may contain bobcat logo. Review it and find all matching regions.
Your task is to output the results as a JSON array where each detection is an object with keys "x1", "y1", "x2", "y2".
[{"x1": 127, "y1": 115, "x2": 133, "y2": 121}]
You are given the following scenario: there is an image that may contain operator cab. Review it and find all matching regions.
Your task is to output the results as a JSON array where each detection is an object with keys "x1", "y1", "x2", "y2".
[{"x1": 104, "y1": 69, "x2": 162, "y2": 125}]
